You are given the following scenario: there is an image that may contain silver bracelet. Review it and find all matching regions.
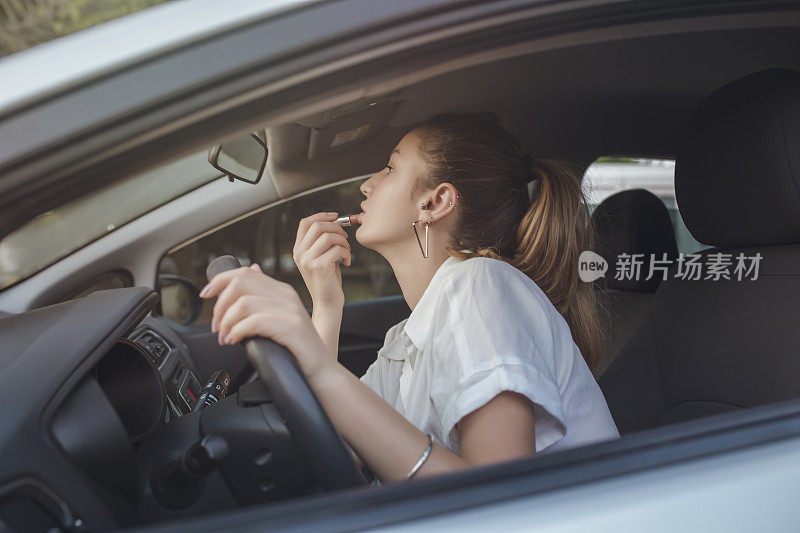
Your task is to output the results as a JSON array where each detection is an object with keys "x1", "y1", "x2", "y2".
[{"x1": 405, "y1": 433, "x2": 434, "y2": 481}]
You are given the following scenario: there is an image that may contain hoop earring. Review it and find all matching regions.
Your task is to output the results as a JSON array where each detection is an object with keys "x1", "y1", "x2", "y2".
[{"x1": 412, "y1": 218, "x2": 430, "y2": 259}]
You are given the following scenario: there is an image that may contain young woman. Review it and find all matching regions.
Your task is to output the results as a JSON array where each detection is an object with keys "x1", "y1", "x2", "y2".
[{"x1": 200, "y1": 112, "x2": 620, "y2": 484}]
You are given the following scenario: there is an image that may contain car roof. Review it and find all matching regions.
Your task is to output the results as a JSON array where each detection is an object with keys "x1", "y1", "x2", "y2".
[{"x1": 0, "y1": 0, "x2": 312, "y2": 113}]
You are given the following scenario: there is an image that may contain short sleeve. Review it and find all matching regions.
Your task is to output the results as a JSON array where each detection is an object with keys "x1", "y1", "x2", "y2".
[{"x1": 428, "y1": 259, "x2": 568, "y2": 453}]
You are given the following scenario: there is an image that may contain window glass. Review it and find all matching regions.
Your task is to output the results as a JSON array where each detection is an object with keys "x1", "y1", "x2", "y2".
[
  {"x1": 0, "y1": 152, "x2": 221, "y2": 292},
  {"x1": 583, "y1": 157, "x2": 707, "y2": 254},
  {"x1": 159, "y1": 157, "x2": 707, "y2": 326},
  {"x1": 55, "y1": 270, "x2": 133, "y2": 303},
  {"x1": 158, "y1": 178, "x2": 401, "y2": 326}
]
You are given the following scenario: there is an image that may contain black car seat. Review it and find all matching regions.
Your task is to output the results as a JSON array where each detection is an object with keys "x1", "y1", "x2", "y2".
[
  {"x1": 598, "y1": 67, "x2": 800, "y2": 435},
  {"x1": 591, "y1": 189, "x2": 678, "y2": 379}
]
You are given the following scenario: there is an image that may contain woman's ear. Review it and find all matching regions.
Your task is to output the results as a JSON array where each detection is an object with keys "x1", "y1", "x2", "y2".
[{"x1": 426, "y1": 183, "x2": 459, "y2": 223}]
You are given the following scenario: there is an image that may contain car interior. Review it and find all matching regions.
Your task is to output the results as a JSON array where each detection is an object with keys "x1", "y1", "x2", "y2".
[
  {"x1": 599, "y1": 66, "x2": 800, "y2": 434},
  {"x1": 0, "y1": 11, "x2": 799, "y2": 532},
  {"x1": 590, "y1": 188, "x2": 680, "y2": 378}
]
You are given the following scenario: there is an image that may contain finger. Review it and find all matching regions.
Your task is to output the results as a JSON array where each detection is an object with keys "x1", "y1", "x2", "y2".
[
  {"x1": 217, "y1": 294, "x2": 263, "y2": 345},
  {"x1": 298, "y1": 221, "x2": 348, "y2": 255},
  {"x1": 211, "y1": 278, "x2": 246, "y2": 333},
  {"x1": 211, "y1": 270, "x2": 263, "y2": 328},
  {"x1": 296, "y1": 212, "x2": 339, "y2": 252},
  {"x1": 316, "y1": 245, "x2": 351, "y2": 268},
  {"x1": 211, "y1": 268, "x2": 286, "y2": 330},
  {"x1": 226, "y1": 313, "x2": 272, "y2": 346},
  {"x1": 298, "y1": 222, "x2": 349, "y2": 262},
  {"x1": 305, "y1": 232, "x2": 350, "y2": 262},
  {"x1": 199, "y1": 265, "x2": 251, "y2": 298}
]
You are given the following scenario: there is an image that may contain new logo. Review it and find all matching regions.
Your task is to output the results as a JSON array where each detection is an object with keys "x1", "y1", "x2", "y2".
[{"x1": 578, "y1": 251, "x2": 608, "y2": 282}]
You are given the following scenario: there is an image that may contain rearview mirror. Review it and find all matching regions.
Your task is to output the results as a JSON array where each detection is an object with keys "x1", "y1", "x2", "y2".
[{"x1": 208, "y1": 130, "x2": 268, "y2": 184}]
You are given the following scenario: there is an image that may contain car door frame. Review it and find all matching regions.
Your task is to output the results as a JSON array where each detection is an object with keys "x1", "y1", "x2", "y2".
[{"x1": 136, "y1": 399, "x2": 800, "y2": 532}]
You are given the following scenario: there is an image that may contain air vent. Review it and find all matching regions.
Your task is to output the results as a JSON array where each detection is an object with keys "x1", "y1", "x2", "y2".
[{"x1": 131, "y1": 328, "x2": 171, "y2": 366}]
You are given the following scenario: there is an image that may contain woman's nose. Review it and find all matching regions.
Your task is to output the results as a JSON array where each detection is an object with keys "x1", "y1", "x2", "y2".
[{"x1": 360, "y1": 177, "x2": 373, "y2": 196}]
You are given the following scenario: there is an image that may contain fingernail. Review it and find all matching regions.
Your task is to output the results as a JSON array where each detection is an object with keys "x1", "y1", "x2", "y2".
[
  {"x1": 211, "y1": 317, "x2": 218, "y2": 333},
  {"x1": 224, "y1": 335, "x2": 232, "y2": 345},
  {"x1": 327, "y1": 212, "x2": 338, "y2": 217},
  {"x1": 199, "y1": 284, "x2": 211, "y2": 298},
  {"x1": 218, "y1": 331, "x2": 224, "y2": 345}
]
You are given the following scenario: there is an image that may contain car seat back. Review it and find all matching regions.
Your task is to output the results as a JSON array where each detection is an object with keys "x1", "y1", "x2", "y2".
[
  {"x1": 599, "y1": 68, "x2": 800, "y2": 434},
  {"x1": 591, "y1": 189, "x2": 678, "y2": 378}
]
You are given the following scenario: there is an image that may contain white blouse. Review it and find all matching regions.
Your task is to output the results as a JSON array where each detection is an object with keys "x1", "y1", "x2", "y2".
[{"x1": 360, "y1": 255, "x2": 620, "y2": 458}]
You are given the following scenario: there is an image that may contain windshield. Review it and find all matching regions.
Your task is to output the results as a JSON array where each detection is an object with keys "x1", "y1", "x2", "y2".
[{"x1": 0, "y1": 152, "x2": 221, "y2": 291}]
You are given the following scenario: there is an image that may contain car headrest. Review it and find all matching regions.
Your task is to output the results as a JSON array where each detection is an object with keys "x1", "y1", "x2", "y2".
[
  {"x1": 592, "y1": 188, "x2": 678, "y2": 293},
  {"x1": 675, "y1": 68, "x2": 800, "y2": 247}
]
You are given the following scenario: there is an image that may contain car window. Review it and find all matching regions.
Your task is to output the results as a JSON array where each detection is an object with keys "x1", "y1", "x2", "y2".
[
  {"x1": 158, "y1": 177, "x2": 401, "y2": 326},
  {"x1": 583, "y1": 157, "x2": 707, "y2": 254},
  {"x1": 55, "y1": 271, "x2": 134, "y2": 303},
  {"x1": 0, "y1": 152, "x2": 221, "y2": 292},
  {"x1": 160, "y1": 158, "x2": 708, "y2": 326}
]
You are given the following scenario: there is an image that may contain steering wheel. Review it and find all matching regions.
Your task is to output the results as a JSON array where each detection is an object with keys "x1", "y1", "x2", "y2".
[{"x1": 207, "y1": 256, "x2": 366, "y2": 491}]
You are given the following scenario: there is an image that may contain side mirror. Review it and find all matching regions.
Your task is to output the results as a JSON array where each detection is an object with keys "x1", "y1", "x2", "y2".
[
  {"x1": 156, "y1": 274, "x2": 203, "y2": 326},
  {"x1": 208, "y1": 130, "x2": 268, "y2": 184}
]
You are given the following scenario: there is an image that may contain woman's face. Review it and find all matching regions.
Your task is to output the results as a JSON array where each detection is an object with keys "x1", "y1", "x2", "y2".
[{"x1": 355, "y1": 131, "x2": 427, "y2": 254}]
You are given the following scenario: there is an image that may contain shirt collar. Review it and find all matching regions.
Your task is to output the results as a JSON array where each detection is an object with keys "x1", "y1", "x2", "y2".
[
  {"x1": 403, "y1": 254, "x2": 465, "y2": 351},
  {"x1": 375, "y1": 318, "x2": 413, "y2": 362}
]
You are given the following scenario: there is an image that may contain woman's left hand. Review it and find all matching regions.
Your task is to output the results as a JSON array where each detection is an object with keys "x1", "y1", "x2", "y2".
[{"x1": 199, "y1": 263, "x2": 329, "y2": 380}]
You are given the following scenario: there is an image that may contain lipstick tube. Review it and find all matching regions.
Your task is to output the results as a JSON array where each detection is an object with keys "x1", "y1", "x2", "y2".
[{"x1": 335, "y1": 214, "x2": 361, "y2": 227}]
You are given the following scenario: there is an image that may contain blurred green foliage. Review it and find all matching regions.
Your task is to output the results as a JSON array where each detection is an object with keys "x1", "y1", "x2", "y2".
[
  {"x1": 594, "y1": 156, "x2": 640, "y2": 163},
  {"x1": 0, "y1": 0, "x2": 174, "y2": 57}
]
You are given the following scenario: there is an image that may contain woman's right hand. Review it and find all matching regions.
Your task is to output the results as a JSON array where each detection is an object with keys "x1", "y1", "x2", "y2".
[{"x1": 293, "y1": 212, "x2": 352, "y2": 309}]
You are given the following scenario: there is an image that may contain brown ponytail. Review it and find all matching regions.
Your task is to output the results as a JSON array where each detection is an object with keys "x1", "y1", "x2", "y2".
[{"x1": 409, "y1": 112, "x2": 606, "y2": 370}]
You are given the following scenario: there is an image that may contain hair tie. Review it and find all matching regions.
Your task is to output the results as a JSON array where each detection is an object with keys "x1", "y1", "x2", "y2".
[{"x1": 520, "y1": 153, "x2": 536, "y2": 183}]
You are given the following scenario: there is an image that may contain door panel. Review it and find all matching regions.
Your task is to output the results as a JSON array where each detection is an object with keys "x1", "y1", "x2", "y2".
[{"x1": 339, "y1": 295, "x2": 409, "y2": 377}]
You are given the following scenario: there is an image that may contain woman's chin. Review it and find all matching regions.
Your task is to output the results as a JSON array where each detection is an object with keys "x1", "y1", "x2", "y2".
[
  {"x1": 353, "y1": 225, "x2": 365, "y2": 244},
  {"x1": 354, "y1": 226, "x2": 375, "y2": 250}
]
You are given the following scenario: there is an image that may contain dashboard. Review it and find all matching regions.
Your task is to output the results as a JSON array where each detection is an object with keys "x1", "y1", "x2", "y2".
[
  {"x1": 0, "y1": 287, "x2": 316, "y2": 532},
  {"x1": 128, "y1": 325, "x2": 203, "y2": 418}
]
